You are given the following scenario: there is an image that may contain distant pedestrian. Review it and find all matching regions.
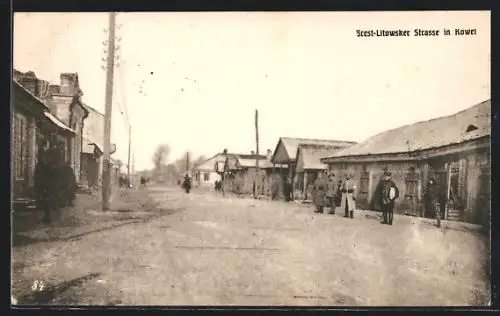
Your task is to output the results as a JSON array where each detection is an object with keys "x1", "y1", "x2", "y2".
[
  {"x1": 284, "y1": 178, "x2": 293, "y2": 202},
  {"x1": 375, "y1": 171, "x2": 399, "y2": 225},
  {"x1": 326, "y1": 172, "x2": 338, "y2": 215},
  {"x1": 424, "y1": 178, "x2": 441, "y2": 227},
  {"x1": 312, "y1": 172, "x2": 327, "y2": 213},
  {"x1": 340, "y1": 173, "x2": 356, "y2": 218},
  {"x1": 182, "y1": 174, "x2": 192, "y2": 193}
]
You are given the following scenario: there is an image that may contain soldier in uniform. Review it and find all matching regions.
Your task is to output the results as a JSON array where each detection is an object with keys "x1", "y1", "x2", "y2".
[
  {"x1": 182, "y1": 174, "x2": 192, "y2": 193},
  {"x1": 35, "y1": 147, "x2": 59, "y2": 223},
  {"x1": 313, "y1": 171, "x2": 327, "y2": 213},
  {"x1": 424, "y1": 178, "x2": 441, "y2": 227},
  {"x1": 60, "y1": 153, "x2": 77, "y2": 207},
  {"x1": 376, "y1": 171, "x2": 399, "y2": 225},
  {"x1": 340, "y1": 173, "x2": 356, "y2": 218},
  {"x1": 326, "y1": 172, "x2": 338, "y2": 215}
]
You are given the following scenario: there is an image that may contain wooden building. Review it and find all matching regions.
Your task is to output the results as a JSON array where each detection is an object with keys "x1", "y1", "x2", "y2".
[
  {"x1": 294, "y1": 144, "x2": 344, "y2": 201},
  {"x1": 223, "y1": 152, "x2": 268, "y2": 195},
  {"x1": 12, "y1": 78, "x2": 76, "y2": 200},
  {"x1": 192, "y1": 153, "x2": 226, "y2": 188},
  {"x1": 321, "y1": 100, "x2": 491, "y2": 227},
  {"x1": 271, "y1": 137, "x2": 357, "y2": 200}
]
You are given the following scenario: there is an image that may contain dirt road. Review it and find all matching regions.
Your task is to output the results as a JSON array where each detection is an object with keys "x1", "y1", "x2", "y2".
[{"x1": 12, "y1": 185, "x2": 490, "y2": 306}]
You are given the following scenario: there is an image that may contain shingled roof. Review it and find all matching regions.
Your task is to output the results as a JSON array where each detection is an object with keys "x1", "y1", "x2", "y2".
[
  {"x1": 322, "y1": 99, "x2": 491, "y2": 161},
  {"x1": 272, "y1": 137, "x2": 357, "y2": 164}
]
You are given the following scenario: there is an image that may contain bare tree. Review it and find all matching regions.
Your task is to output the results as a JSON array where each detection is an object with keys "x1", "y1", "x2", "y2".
[{"x1": 152, "y1": 144, "x2": 171, "y2": 181}]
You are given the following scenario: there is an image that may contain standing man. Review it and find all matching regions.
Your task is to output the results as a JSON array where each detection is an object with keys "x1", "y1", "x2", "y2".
[
  {"x1": 377, "y1": 171, "x2": 399, "y2": 225},
  {"x1": 35, "y1": 147, "x2": 58, "y2": 223},
  {"x1": 284, "y1": 178, "x2": 293, "y2": 202},
  {"x1": 313, "y1": 171, "x2": 327, "y2": 213},
  {"x1": 340, "y1": 173, "x2": 356, "y2": 218},
  {"x1": 424, "y1": 178, "x2": 441, "y2": 228},
  {"x1": 326, "y1": 172, "x2": 338, "y2": 215}
]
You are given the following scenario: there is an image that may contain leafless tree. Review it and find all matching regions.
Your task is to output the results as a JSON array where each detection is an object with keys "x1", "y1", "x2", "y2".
[{"x1": 152, "y1": 144, "x2": 171, "y2": 181}]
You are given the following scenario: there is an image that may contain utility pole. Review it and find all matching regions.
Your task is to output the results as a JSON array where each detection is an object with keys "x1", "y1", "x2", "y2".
[
  {"x1": 102, "y1": 12, "x2": 116, "y2": 211},
  {"x1": 186, "y1": 152, "x2": 190, "y2": 176},
  {"x1": 127, "y1": 124, "x2": 131, "y2": 180},
  {"x1": 255, "y1": 109, "x2": 260, "y2": 198}
]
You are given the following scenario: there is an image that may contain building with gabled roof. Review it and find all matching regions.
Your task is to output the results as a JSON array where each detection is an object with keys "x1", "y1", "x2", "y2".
[
  {"x1": 321, "y1": 100, "x2": 491, "y2": 227},
  {"x1": 270, "y1": 137, "x2": 357, "y2": 200}
]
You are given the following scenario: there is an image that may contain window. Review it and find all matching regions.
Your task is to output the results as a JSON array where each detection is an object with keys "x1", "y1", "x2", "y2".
[
  {"x1": 14, "y1": 113, "x2": 28, "y2": 179},
  {"x1": 204, "y1": 173, "x2": 210, "y2": 181}
]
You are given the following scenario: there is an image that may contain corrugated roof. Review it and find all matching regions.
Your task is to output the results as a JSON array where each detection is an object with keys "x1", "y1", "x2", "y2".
[
  {"x1": 324, "y1": 100, "x2": 491, "y2": 160},
  {"x1": 273, "y1": 137, "x2": 357, "y2": 163}
]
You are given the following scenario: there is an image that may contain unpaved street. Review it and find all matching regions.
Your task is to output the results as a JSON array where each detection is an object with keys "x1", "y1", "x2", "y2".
[{"x1": 12, "y1": 185, "x2": 490, "y2": 306}]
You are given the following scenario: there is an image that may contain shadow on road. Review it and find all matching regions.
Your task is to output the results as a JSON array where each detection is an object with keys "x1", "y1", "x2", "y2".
[{"x1": 12, "y1": 207, "x2": 185, "y2": 247}]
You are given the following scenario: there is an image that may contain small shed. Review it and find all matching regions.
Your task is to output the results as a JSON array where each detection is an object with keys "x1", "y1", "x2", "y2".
[{"x1": 294, "y1": 144, "x2": 342, "y2": 200}]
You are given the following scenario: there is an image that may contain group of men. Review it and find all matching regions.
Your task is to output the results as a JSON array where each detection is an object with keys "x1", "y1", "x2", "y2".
[
  {"x1": 310, "y1": 169, "x2": 444, "y2": 226},
  {"x1": 310, "y1": 170, "x2": 400, "y2": 225},
  {"x1": 311, "y1": 171, "x2": 359, "y2": 219},
  {"x1": 34, "y1": 144, "x2": 77, "y2": 223}
]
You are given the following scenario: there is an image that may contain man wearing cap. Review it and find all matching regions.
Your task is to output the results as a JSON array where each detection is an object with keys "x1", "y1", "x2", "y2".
[
  {"x1": 377, "y1": 171, "x2": 400, "y2": 225},
  {"x1": 340, "y1": 173, "x2": 356, "y2": 218},
  {"x1": 312, "y1": 171, "x2": 327, "y2": 213},
  {"x1": 326, "y1": 172, "x2": 338, "y2": 214}
]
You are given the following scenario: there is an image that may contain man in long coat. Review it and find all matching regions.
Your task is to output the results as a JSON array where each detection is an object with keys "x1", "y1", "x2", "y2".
[
  {"x1": 35, "y1": 147, "x2": 59, "y2": 223},
  {"x1": 340, "y1": 173, "x2": 356, "y2": 218},
  {"x1": 58, "y1": 155, "x2": 77, "y2": 207},
  {"x1": 375, "y1": 171, "x2": 400, "y2": 225},
  {"x1": 312, "y1": 172, "x2": 327, "y2": 213},
  {"x1": 424, "y1": 178, "x2": 441, "y2": 227},
  {"x1": 326, "y1": 172, "x2": 338, "y2": 215}
]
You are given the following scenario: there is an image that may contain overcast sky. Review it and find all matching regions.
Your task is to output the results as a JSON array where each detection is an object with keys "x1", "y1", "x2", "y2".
[{"x1": 13, "y1": 11, "x2": 490, "y2": 171}]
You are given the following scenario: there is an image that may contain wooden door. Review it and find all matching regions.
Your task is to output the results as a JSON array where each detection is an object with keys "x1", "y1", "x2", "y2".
[
  {"x1": 357, "y1": 170, "x2": 371, "y2": 210},
  {"x1": 404, "y1": 170, "x2": 420, "y2": 216},
  {"x1": 434, "y1": 170, "x2": 448, "y2": 219}
]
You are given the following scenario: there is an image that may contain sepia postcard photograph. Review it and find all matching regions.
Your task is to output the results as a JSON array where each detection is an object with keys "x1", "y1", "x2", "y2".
[{"x1": 11, "y1": 11, "x2": 491, "y2": 307}]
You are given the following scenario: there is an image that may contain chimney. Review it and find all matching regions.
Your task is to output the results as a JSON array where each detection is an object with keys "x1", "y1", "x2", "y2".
[
  {"x1": 267, "y1": 149, "x2": 272, "y2": 160},
  {"x1": 37, "y1": 80, "x2": 50, "y2": 98},
  {"x1": 19, "y1": 76, "x2": 39, "y2": 96},
  {"x1": 48, "y1": 84, "x2": 61, "y2": 96},
  {"x1": 223, "y1": 148, "x2": 228, "y2": 154},
  {"x1": 59, "y1": 73, "x2": 78, "y2": 95}
]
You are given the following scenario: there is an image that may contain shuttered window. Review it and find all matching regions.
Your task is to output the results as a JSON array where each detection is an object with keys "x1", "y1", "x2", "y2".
[{"x1": 14, "y1": 113, "x2": 28, "y2": 180}]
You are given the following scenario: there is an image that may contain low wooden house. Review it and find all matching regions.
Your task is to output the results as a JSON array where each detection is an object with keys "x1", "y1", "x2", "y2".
[
  {"x1": 12, "y1": 78, "x2": 76, "y2": 200},
  {"x1": 321, "y1": 100, "x2": 491, "y2": 227},
  {"x1": 294, "y1": 144, "x2": 344, "y2": 201},
  {"x1": 271, "y1": 137, "x2": 357, "y2": 200},
  {"x1": 223, "y1": 152, "x2": 268, "y2": 195},
  {"x1": 192, "y1": 153, "x2": 226, "y2": 188}
]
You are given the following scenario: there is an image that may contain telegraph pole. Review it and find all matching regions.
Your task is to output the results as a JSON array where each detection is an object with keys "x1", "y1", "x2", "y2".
[
  {"x1": 127, "y1": 124, "x2": 131, "y2": 180},
  {"x1": 255, "y1": 109, "x2": 260, "y2": 198},
  {"x1": 102, "y1": 12, "x2": 116, "y2": 210}
]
